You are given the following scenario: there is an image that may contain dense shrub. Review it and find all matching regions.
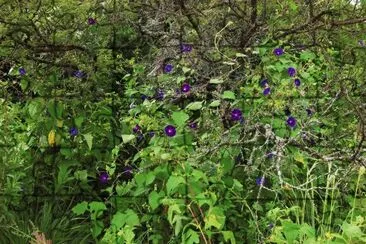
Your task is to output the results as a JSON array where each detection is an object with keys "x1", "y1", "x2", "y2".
[{"x1": 0, "y1": 0, "x2": 365, "y2": 243}]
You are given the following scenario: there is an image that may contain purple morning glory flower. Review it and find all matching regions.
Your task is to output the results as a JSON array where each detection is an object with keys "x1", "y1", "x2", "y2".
[
  {"x1": 294, "y1": 78, "x2": 301, "y2": 87},
  {"x1": 189, "y1": 121, "x2": 197, "y2": 129},
  {"x1": 133, "y1": 124, "x2": 141, "y2": 133},
  {"x1": 69, "y1": 127, "x2": 78, "y2": 136},
  {"x1": 141, "y1": 94, "x2": 147, "y2": 101},
  {"x1": 256, "y1": 177, "x2": 265, "y2": 186},
  {"x1": 99, "y1": 172, "x2": 109, "y2": 184},
  {"x1": 164, "y1": 125, "x2": 176, "y2": 137},
  {"x1": 306, "y1": 108, "x2": 313, "y2": 116},
  {"x1": 287, "y1": 116, "x2": 297, "y2": 128},
  {"x1": 88, "y1": 17, "x2": 96, "y2": 25},
  {"x1": 180, "y1": 43, "x2": 192, "y2": 53},
  {"x1": 164, "y1": 64, "x2": 173, "y2": 73},
  {"x1": 260, "y1": 79, "x2": 268, "y2": 87},
  {"x1": 231, "y1": 108, "x2": 243, "y2": 121},
  {"x1": 73, "y1": 70, "x2": 85, "y2": 78},
  {"x1": 287, "y1": 67, "x2": 296, "y2": 77},
  {"x1": 181, "y1": 83, "x2": 191, "y2": 93},
  {"x1": 263, "y1": 87, "x2": 271, "y2": 96},
  {"x1": 155, "y1": 89, "x2": 164, "y2": 100},
  {"x1": 273, "y1": 48, "x2": 284, "y2": 56},
  {"x1": 148, "y1": 131, "x2": 155, "y2": 137},
  {"x1": 19, "y1": 67, "x2": 26, "y2": 76}
]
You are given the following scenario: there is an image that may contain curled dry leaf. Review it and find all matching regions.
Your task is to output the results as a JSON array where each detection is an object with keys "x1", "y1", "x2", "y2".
[{"x1": 30, "y1": 231, "x2": 52, "y2": 244}]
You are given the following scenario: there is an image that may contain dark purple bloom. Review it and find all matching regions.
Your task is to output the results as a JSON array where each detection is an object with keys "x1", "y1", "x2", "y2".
[
  {"x1": 123, "y1": 166, "x2": 133, "y2": 175},
  {"x1": 155, "y1": 89, "x2": 164, "y2": 100},
  {"x1": 273, "y1": 48, "x2": 284, "y2": 56},
  {"x1": 164, "y1": 64, "x2": 173, "y2": 73},
  {"x1": 120, "y1": 166, "x2": 134, "y2": 182},
  {"x1": 268, "y1": 223, "x2": 274, "y2": 229},
  {"x1": 263, "y1": 87, "x2": 271, "y2": 96},
  {"x1": 256, "y1": 177, "x2": 265, "y2": 186},
  {"x1": 137, "y1": 134, "x2": 144, "y2": 142},
  {"x1": 189, "y1": 121, "x2": 197, "y2": 129},
  {"x1": 19, "y1": 67, "x2": 26, "y2": 76},
  {"x1": 231, "y1": 109, "x2": 243, "y2": 121},
  {"x1": 73, "y1": 70, "x2": 85, "y2": 78},
  {"x1": 309, "y1": 139, "x2": 316, "y2": 146},
  {"x1": 181, "y1": 83, "x2": 191, "y2": 93},
  {"x1": 235, "y1": 155, "x2": 242, "y2": 162},
  {"x1": 99, "y1": 172, "x2": 109, "y2": 184},
  {"x1": 306, "y1": 108, "x2": 313, "y2": 116},
  {"x1": 164, "y1": 125, "x2": 176, "y2": 137},
  {"x1": 294, "y1": 78, "x2": 301, "y2": 87},
  {"x1": 133, "y1": 124, "x2": 141, "y2": 133},
  {"x1": 141, "y1": 94, "x2": 147, "y2": 101},
  {"x1": 69, "y1": 127, "x2": 78, "y2": 136},
  {"x1": 266, "y1": 152, "x2": 274, "y2": 159},
  {"x1": 260, "y1": 79, "x2": 268, "y2": 87},
  {"x1": 88, "y1": 17, "x2": 96, "y2": 25},
  {"x1": 287, "y1": 116, "x2": 297, "y2": 128},
  {"x1": 287, "y1": 67, "x2": 296, "y2": 77},
  {"x1": 148, "y1": 131, "x2": 155, "y2": 137},
  {"x1": 180, "y1": 43, "x2": 192, "y2": 53}
]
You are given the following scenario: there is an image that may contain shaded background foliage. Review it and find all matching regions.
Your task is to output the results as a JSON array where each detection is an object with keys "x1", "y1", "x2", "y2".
[{"x1": 0, "y1": 0, "x2": 365, "y2": 243}]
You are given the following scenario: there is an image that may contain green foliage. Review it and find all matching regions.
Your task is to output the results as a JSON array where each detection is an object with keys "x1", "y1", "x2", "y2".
[{"x1": 0, "y1": 0, "x2": 365, "y2": 243}]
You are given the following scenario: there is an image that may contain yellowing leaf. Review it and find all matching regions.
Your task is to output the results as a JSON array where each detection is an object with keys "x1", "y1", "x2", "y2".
[
  {"x1": 48, "y1": 130, "x2": 56, "y2": 146},
  {"x1": 222, "y1": 91, "x2": 236, "y2": 100},
  {"x1": 205, "y1": 206, "x2": 226, "y2": 230},
  {"x1": 122, "y1": 134, "x2": 136, "y2": 143},
  {"x1": 56, "y1": 120, "x2": 63, "y2": 128},
  {"x1": 294, "y1": 152, "x2": 305, "y2": 164},
  {"x1": 209, "y1": 100, "x2": 220, "y2": 107}
]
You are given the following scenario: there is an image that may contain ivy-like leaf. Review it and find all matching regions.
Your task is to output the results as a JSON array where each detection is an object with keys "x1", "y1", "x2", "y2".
[
  {"x1": 209, "y1": 100, "x2": 221, "y2": 107},
  {"x1": 124, "y1": 209, "x2": 140, "y2": 227},
  {"x1": 148, "y1": 191, "x2": 161, "y2": 210},
  {"x1": 166, "y1": 175, "x2": 185, "y2": 195},
  {"x1": 111, "y1": 211, "x2": 125, "y2": 230},
  {"x1": 83, "y1": 134, "x2": 93, "y2": 150},
  {"x1": 71, "y1": 201, "x2": 88, "y2": 215},
  {"x1": 222, "y1": 231, "x2": 236, "y2": 244},
  {"x1": 222, "y1": 91, "x2": 236, "y2": 100},
  {"x1": 122, "y1": 134, "x2": 135, "y2": 143},
  {"x1": 172, "y1": 111, "x2": 189, "y2": 126},
  {"x1": 182, "y1": 229, "x2": 200, "y2": 244},
  {"x1": 205, "y1": 206, "x2": 226, "y2": 230},
  {"x1": 186, "y1": 101, "x2": 203, "y2": 110}
]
